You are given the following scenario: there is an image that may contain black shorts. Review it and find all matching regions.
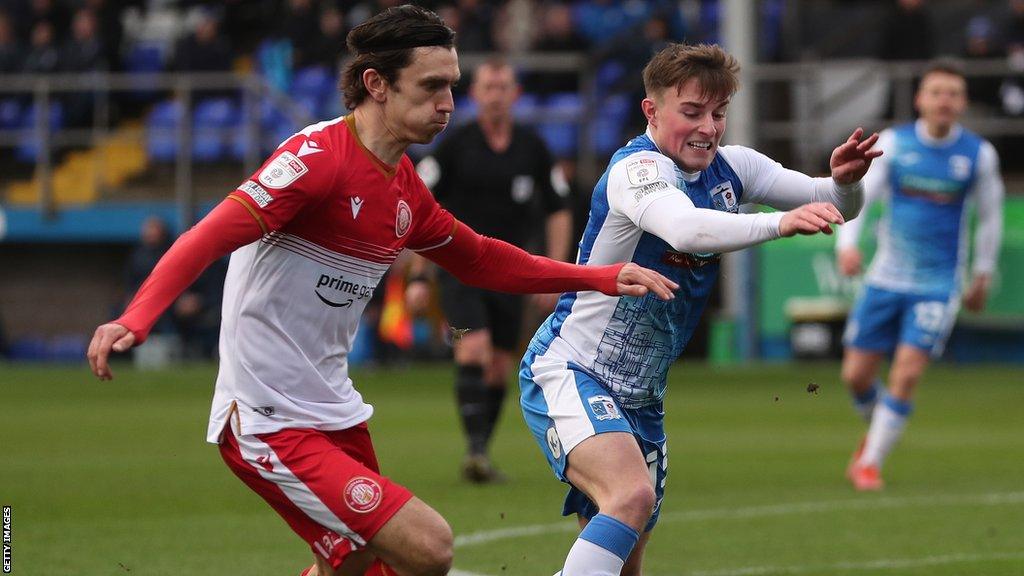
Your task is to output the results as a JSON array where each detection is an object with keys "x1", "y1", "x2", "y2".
[{"x1": 438, "y1": 271, "x2": 524, "y2": 350}]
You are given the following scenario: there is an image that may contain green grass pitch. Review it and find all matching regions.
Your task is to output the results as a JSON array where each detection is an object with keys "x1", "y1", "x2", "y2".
[{"x1": 2, "y1": 362, "x2": 1022, "y2": 575}]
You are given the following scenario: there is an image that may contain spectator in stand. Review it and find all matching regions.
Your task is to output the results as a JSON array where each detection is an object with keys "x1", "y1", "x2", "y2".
[
  {"x1": 963, "y1": 14, "x2": 1003, "y2": 111},
  {"x1": 880, "y1": 0, "x2": 934, "y2": 62},
  {"x1": 61, "y1": 9, "x2": 106, "y2": 128},
  {"x1": 171, "y1": 8, "x2": 233, "y2": 74},
  {"x1": 22, "y1": 20, "x2": 59, "y2": 75},
  {"x1": 174, "y1": 257, "x2": 228, "y2": 360},
  {"x1": 454, "y1": 0, "x2": 495, "y2": 52},
  {"x1": 0, "y1": 11, "x2": 24, "y2": 74},
  {"x1": 83, "y1": 0, "x2": 126, "y2": 72},
  {"x1": 301, "y1": 5, "x2": 349, "y2": 71},
  {"x1": 282, "y1": 0, "x2": 320, "y2": 71},
  {"x1": 526, "y1": 3, "x2": 589, "y2": 96},
  {"x1": 17, "y1": 0, "x2": 69, "y2": 43},
  {"x1": 573, "y1": 0, "x2": 650, "y2": 49}
]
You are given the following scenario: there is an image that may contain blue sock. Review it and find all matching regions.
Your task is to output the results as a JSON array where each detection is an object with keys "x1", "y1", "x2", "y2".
[
  {"x1": 852, "y1": 380, "x2": 881, "y2": 422},
  {"x1": 561, "y1": 514, "x2": 639, "y2": 575}
]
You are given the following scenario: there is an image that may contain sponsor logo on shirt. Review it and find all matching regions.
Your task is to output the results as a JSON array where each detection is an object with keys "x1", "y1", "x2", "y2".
[
  {"x1": 315, "y1": 273, "x2": 376, "y2": 308},
  {"x1": 343, "y1": 477, "x2": 382, "y2": 513},
  {"x1": 587, "y1": 395, "x2": 622, "y2": 420},
  {"x1": 633, "y1": 180, "x2": 669, "y2": 202},
  {"x1": 949, "y1": 154, "x2": 972, "y2": 180},
  {"x1": 626, "y1": 158, "x2": 659, "y2": 186},
  {"x1": 395, "y1": 200, "x2": 412, "y2": 238},
  {"x1": 258, "y1": 151, "x2": 308, "y2": 189},
  {"x1": 238, "y1": 180, "x2": 274, "y2": 208},
  {"x1": 661, "y1": 250, "x2": 720, "y2": 269}
]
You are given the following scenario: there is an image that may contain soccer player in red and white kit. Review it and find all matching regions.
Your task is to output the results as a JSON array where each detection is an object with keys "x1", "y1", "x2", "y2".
[{"x1": 87, "y1": 6, "x2": 676, "y2": 576}]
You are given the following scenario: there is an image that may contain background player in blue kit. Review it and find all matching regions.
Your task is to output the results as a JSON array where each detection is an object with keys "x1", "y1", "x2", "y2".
[
  {"x1": 836, "y1": 59, "x2": 1005, "y2": 492},
  {"x1": 518, "y1": 43, "x2": 882, "y2": 576}
]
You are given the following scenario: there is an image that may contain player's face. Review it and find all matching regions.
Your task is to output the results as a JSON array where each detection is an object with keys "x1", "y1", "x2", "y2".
[
  {"x1": 470, "y1": 65, "x2": 519, "y2": 121},
  {"x1": 387, "y1": 46, "x2": 460, "y2": 144},
  {"x1": 915, "y1": 71, "x2": 967, "y2": 131},
  {"x1": 645, "y1": 78, "x2": 728, "y2": 172}
]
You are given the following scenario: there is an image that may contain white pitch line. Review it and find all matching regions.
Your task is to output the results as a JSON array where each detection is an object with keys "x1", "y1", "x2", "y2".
[
  {"x1": 450, "y1": 491, "x2": 1024, "y2": 575},
  {"x1": 454, "y1": 491, "x2": 1024, "y2": 548},
  {"x1": 690, "y1": 551, "x2": 1024, "y2": 576}
]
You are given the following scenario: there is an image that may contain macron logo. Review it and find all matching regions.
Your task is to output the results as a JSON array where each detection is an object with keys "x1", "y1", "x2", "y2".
[
  {"x1": 351, "y1": 197, "x2": 363, "y2": 219},
  {"x1": 297, "y1": 140, "x2": 323, "y2": 158}
]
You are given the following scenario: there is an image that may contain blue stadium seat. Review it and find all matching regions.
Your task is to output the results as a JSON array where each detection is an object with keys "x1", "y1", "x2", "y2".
[
  {"x1": 453, "y1": 95, "x2": 477, "y2": 124},
  {"x1": 513, "y1": 93, "x2": 540, "y2": 118},
  {"x1": 538, "y1": 92, "x2": 583, "y2": 158},
  {"x1": 192, "y1": 97, "x2": 238, "y2": 162},
  {"x1": 15, "y1": 101, "x2": 64, "y2": 163},
  {"x1": 146, "y1": 99, "x2": 181, "y2": 162},
  {"x1": 124, "y1": 42, "x2": 166, "y2": 102},
  {"x1": 596, "y1": 60, "x2": 627, "y2": 92},
  {"x1": 0, "y1": 98, "x2": 23, "y2": 129},
  {"x1": 591, "y1": 94, "x2": 632, "y2": 155},
  {"x1": 291, "y1": 65, "x2": 335, "y2": 115}
]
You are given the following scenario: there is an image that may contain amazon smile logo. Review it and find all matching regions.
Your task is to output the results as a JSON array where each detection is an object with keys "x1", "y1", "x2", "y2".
[{"x1": 315, "y1": 290, "x2": 353, "y2": 307}]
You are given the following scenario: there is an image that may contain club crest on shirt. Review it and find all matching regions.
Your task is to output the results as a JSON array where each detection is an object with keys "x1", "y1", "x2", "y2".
[
  {"x1": 949, "y1": 154, "x2": 972, "y2": 180},
  {"x1": 587, "y1": 395, "x2": 622, "y2": 421},
  {"x1": 626, "y1": 158, "x2": 659, "y2": 186},
  {"x1": 395, "y1": 200, "x2": 412, "y2": 238},
  {"x1": 546, "y1": 425, "x2": 562, "y2": 459},
  {"x1": 343, "y1": 477, "x2": 382, "y2": 513},
  {"x1": 711, "y1": 181, "x2": 738, "y2": 213},
  {"x1": 258, "y1": 151, "x2": 308, "y2": 189}
]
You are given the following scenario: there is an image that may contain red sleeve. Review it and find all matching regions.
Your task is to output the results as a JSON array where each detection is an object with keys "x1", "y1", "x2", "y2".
[
  {"x1": 115, "y1": 198, "x2": 264, "y2": 344},
  {"x1": 420, "y1": 221, "x2": 624, "y2": 295}
]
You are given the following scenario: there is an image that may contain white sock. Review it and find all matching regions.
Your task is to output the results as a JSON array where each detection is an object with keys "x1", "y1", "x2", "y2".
[
  {"x1": 860, "y1": 394, "x2": 912, "y2": 468},
  {"x1": 561, "y1": 539, "x2": 624, "y2": 576}
]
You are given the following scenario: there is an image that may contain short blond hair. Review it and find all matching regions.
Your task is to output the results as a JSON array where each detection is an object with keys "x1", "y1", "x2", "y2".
[{"x1": 642, "y1": 43, "x2": 740, "y2": 102}]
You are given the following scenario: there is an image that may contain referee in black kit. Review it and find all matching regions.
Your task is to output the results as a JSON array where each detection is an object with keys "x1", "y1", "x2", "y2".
[{"x1": 410, "y1": 57, "x2": 572, "y2": 483}]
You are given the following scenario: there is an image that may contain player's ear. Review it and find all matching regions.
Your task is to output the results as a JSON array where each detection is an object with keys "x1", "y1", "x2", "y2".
[
  {"x1": 641, "y1": 97, "x2": 658, "y2": 126},
  {"x1": 363, "y1": 68, "x2": 389, "y2": 103}
]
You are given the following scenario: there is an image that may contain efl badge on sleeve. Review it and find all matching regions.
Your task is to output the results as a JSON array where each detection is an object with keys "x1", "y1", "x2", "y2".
[
  {"x1": 587, "y1": 395, "x2": 622, "y2": 421},
  {"x1": 626, "y1": 158, "x2": 659, "y2": 186},
  {"x1": 711, "y1": 182, "x2": 738, "y2": 213},
  {"x1": 258, "y1": 151, "x2": 309, "y2": 189}
]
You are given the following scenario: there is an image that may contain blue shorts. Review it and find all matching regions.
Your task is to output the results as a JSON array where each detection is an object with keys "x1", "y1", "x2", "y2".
[
  {"x1": 519, "y1": 349, "x2": 667, "y2": 532},
  {"x1": 844, "y1": 285, "x2": 959, "y2": 357}
]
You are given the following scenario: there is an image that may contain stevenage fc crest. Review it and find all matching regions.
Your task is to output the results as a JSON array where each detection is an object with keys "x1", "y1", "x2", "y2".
[{"x1": 395, "y1": 200, "x2": 412, "y2": 238}]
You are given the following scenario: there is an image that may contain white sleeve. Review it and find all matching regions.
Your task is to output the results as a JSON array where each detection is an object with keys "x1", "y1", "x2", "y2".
[
  {"x1": 971, "y1": 141, "x2": 1005, "y2": 276},
  {"x1": 835, "y1": 129, "x2": 894, "y2": 251},
  {"x1": 607, "y1": 151, "x2": 785, "y2": 254},
  {"x1": 721, "y1": 145, "x2": 864, "y2": 220}
]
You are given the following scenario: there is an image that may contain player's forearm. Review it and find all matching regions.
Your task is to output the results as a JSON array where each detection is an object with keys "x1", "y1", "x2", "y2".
[
  {"x1": 424, "y1": 221, "x2": 622, "y2": 295},
  {"x1": 641, "y1": 200, "x2": 785, "y2": 254},
  {"x1": 116, "y1": 199, "x2": 263, "y2": 344}
]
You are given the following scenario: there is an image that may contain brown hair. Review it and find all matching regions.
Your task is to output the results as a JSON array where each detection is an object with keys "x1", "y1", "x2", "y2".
[
  {"x1": 642, "y1": 43, "x2": 740, "y2": 102},
  {"x1": 920, "y1": 57, "x2": 966, "y2": 82},
  {"x1": 341, "y1": 5, "x2": 456, "y2": 110}
]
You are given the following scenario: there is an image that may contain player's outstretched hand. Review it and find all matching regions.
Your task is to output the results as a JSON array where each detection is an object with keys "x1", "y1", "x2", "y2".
[
  {"x1": 780, "y1": 202, "x2": 844, "y2": 237},
  {"x1": 87, "y1": 323, "x2": 135, "y2": 381},
  {"x1": 831, "y1": 127, "x2": 883, "y2": 185},
  {"x1": 837, "y1": 247, "x2": 863, "y2": 277},
  {"x1": 615, "y1": 263, "x2": 678, "y2": 300}
]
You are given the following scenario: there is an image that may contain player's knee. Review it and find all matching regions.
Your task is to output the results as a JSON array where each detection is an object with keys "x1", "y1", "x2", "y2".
[
  {"x1": 612, "y1": 481, "x2": 657, "y2": 522},
  {"x1": 406, "y1": 517, "x2": 453, "y2": 575}
]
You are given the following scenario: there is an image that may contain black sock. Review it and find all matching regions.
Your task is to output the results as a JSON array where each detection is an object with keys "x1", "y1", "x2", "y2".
[
  {"x1": 481, "y1": 384, "x2": 507, "y2": 450},
  {"x1": 455, "y1": 364, "x2": 489, "y2": 456}
]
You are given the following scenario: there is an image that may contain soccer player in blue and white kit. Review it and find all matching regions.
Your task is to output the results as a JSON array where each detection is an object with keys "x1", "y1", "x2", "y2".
[
  {"x1": 837, "y1": 59, "x2": 1004, "y2": 492},
  {"x1": 518, "y1": 43, "x2": 882, "y2": 576}
]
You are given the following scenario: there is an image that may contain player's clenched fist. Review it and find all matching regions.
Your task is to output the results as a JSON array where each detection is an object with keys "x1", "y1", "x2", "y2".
[
  {"x1": 87, "y1": 322, "x2": 135, "y2": 380},
  {"x1": 780, "y1": 202, "x2": 845, "y2": 237},
  {"x1": 614, "y1": 262, "x2": 679, "y2": 300}
]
